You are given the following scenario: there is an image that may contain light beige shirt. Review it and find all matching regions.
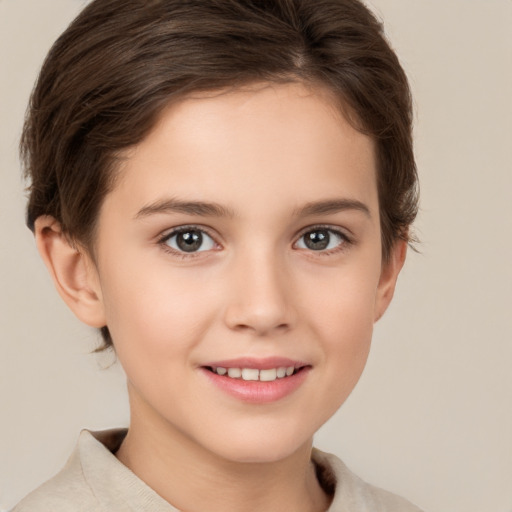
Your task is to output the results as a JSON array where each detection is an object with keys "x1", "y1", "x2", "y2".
[{"x1": 13, "y1": 429, "x2": 423, "y2": 512}]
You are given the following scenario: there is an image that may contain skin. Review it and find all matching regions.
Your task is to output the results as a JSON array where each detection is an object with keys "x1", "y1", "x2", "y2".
[{"x1": 36, "y1": 82, "x2": 406, "y2": 512}]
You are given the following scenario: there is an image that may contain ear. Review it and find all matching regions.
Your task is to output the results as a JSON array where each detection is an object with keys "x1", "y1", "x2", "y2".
[
  {"x1": 374, "y1": 240, "x2": 407, "y2": 322},
  {"x1": 34, "y1": 216, "x2": 107, "y2": 328}
]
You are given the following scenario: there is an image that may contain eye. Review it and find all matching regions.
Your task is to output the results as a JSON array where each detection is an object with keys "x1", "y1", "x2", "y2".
[
  {"x1": 162, "y1": 227, "x2": 216, "y2": 254},
  {"x1": 295, "y1": 227, "x2": 347, "y2": 252}
]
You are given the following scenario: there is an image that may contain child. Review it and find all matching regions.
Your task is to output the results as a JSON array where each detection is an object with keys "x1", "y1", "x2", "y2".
[{"x1": 14, "y1": 0, "x2": 421, "y2": 510}]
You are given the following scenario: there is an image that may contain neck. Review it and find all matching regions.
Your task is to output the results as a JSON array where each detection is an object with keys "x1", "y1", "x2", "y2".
[{"x1": 116, "y1": 387, "x2": 330, "y2": 512}]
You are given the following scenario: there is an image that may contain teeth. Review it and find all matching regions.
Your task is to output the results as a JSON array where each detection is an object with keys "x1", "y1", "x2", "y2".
[
  {"x1": 227, "y1": 368, "x2": 242, "y2": 378},
  {"x1": 259, "y1": 368, "x2": 277, "y2": 382},
  {"x1": 241, "y1": 368, "x2": 259, "y2": 381},
  {"x1": 276, "y1": 367, "x2": 287, "y2": 378},
  {"x1": 213, "y1": 366, "x2": 297, "y2": 380}
]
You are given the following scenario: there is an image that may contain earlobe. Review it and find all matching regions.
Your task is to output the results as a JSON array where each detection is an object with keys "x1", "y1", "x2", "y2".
[
  {"x1": 374, "y1": 240, "x2": 407, "y2": 322},
  {"x1": 34, "y1": 216, "x2": 107, "y2": 328}
]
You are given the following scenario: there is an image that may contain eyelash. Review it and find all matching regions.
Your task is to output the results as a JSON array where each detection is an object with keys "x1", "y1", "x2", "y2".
[
  {"x1": 158, "y1": 225, "x2": 219, "y2": 260},
  {"x1": 295, "y1": 224, "x2": 353, "y2": 256},
  {"x1": 157, "y1": 224, "x2": 353, "y2": 259}
]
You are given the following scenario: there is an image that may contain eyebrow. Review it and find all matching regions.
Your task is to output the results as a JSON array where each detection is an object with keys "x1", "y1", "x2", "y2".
[
  {"x1": 135, "y1": 198, "x2": 235, "y2": 219},
  {"x1": 135, "y1": 197, "x2": 371, "y2": 220},
  {"x1": 294, "y1": 198, "x2": 371, "y2": 218}
]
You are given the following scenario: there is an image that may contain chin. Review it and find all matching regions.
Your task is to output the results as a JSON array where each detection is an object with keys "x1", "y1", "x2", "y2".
[{"x1": 205, "y1": 422, "x2": 314, "y2": 465}]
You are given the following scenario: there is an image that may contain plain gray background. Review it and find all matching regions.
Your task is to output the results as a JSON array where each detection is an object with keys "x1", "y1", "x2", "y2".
[{"x1": 1, "y1": 1, "x2": 511, "y2": 511}]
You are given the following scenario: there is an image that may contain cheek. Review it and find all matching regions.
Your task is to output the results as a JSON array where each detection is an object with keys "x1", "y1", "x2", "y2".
[
  {"x1": 304, "y1": 255, "x2": 380, "y2": 335},
  {"x1": 319, "y1": 291, "x2": 374, "y2": 381},
  {"x1": 302, "y1": 260, "x2": 379, "y2": 390},
  {"x1": 99, "y1": 258, "x2": 219, "y2": 358}
]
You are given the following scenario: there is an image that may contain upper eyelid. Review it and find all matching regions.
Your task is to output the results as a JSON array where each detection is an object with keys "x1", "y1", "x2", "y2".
[
  {"x1": 157, "y1": 223, "x2": 352, "y2": 251},
  {"x1": 157, "y1": 226, "x2": 220, "y2": 258},
  {"x1": 159, "y1": 224, "x2": 219, "y2": 242},
  {"x1": 294, "y1": 224, "x2": 352, "y2": 241},
  {"x1": 293, "y1": 227, "x2": 353, "y2": 257},
  {"x1": 159, "y1": 223, "x2": 349, "y2": 237}
]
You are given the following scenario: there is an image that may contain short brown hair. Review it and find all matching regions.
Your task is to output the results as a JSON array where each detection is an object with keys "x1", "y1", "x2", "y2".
[{"x1": 21, "y1": 0, "x2": 418, "y2": 350}]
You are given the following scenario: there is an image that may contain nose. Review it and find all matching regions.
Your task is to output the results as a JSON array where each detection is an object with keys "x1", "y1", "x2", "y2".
[{"x1": 223, "y1": 249, "x2": 296, "y2": 336}]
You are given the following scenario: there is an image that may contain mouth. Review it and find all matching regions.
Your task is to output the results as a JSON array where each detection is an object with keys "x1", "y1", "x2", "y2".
[
  {"x1": 200, "y1": 358, "x2": 311, "y2": 403},
  {"x1": 204, "y1": 365, "x2": 304, "y2": 382}
]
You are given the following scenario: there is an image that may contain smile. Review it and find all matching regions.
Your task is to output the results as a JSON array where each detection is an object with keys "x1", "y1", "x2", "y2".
[
  {"x1": 208, "y1": 366, "x2": 297, "y2": 381},
  {"x1": 201, "y1": 358, "x2": 311, "y2": 403}
]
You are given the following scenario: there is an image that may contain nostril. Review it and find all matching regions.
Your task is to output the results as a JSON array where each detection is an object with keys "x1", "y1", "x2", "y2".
[
  {"x1": 223, "y1": 287, "x2": 296, "y2": 334},
  {"x1": 230, "y1": 321, "x2": 291, "y2": 335}
]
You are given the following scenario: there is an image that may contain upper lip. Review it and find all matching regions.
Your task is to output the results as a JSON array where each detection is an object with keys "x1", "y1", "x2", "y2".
[{"x1": 201, "y1": 357, "x2": 309, "y2": 370}]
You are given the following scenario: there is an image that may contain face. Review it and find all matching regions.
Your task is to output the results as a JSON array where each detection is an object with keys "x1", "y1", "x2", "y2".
[{"x1": 87, "y1": 82, "x2": 400, "y2": 463}]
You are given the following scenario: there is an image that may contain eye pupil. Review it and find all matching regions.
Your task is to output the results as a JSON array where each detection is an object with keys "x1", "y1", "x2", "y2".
[
  {"x1": 304, "y1": 230, "x2": 330, "y2": 250},
  {"x1": 177, "y1": 230, "x2": 203, "y2": 252}
]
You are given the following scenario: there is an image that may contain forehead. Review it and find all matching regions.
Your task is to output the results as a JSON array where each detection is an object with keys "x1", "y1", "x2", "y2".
[{"x1": 107, "y1": 82, "x2": 378, "y2": 220}]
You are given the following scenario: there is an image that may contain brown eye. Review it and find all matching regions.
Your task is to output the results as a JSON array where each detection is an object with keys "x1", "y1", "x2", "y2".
[
  {"x1": 164, "y1": 228, "x2": 216, "y2": 253},
  {"x1": 296, "y1": 228, "x2": 346, "y2": 251}
]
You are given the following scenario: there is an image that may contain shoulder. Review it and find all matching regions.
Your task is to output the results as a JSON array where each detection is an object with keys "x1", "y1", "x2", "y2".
[
  {"x1": 13, "y1": 428, "x2": 177, "y2": 512},
  {"x1": 11, "y1": 447, "x2": 101, "y2": 512},
  {"x1": 11, "y1": 429, "x2": 129, "y2": 512},
  {"x1": 312, "y1": 449, "x2": 424, "y2": 512}
]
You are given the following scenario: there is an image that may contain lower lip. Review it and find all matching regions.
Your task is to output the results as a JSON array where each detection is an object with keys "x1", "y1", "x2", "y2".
[{"x1": 201, "y1": 367, "x2": 310, "y2": 404}]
